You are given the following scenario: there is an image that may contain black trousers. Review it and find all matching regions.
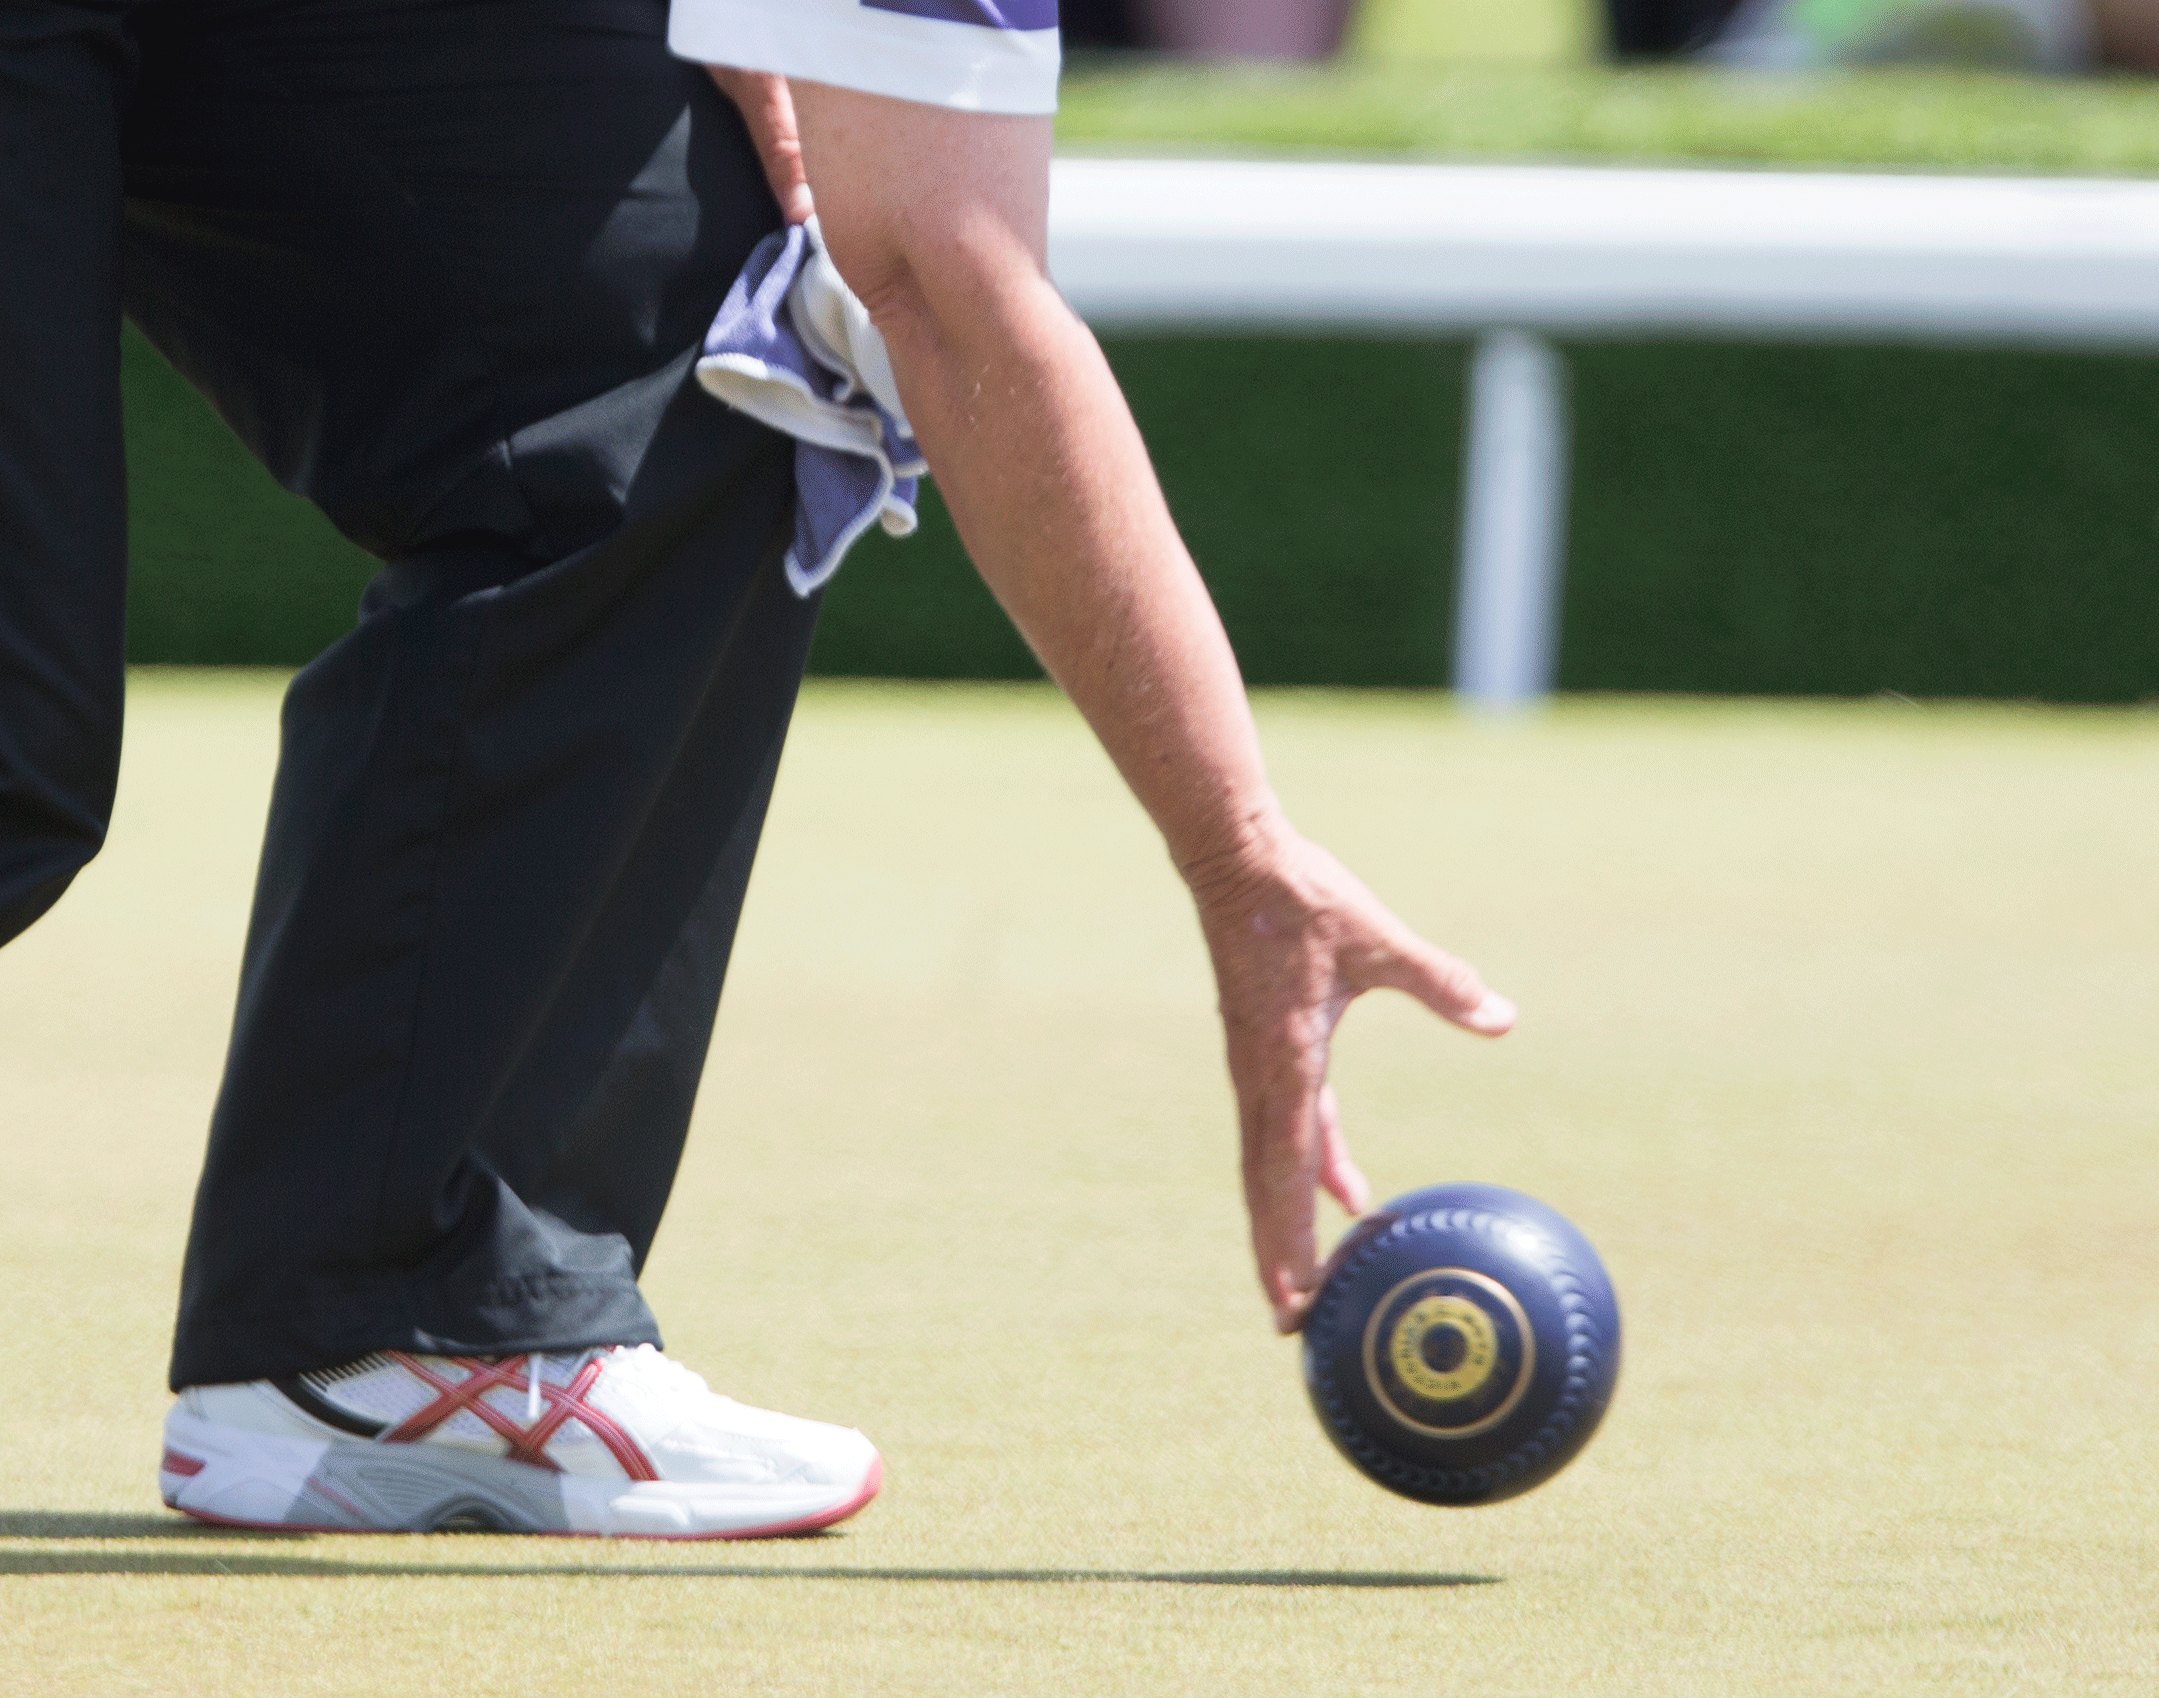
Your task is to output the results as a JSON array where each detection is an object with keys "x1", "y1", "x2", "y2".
[{"x1": 0, "y1": 0, "x2": 818, "y2": 1387}]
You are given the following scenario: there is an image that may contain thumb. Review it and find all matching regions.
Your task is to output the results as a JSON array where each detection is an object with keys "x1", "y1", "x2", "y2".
[
  {"x1": 707, "y1": 67, "x2": 814, "y2": 225},
  {"x1": 1370, "y1": 932, "x2": 1516, "y2": 1036}
]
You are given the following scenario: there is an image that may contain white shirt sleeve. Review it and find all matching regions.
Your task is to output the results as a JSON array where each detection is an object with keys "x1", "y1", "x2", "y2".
[{"x1": 670, "y1": 0, "x2": 1060, "y2": 116}]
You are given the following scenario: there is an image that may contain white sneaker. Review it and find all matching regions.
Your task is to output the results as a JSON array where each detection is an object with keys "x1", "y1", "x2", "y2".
[{"x1": 159, "y1": 1344, "x2": 882, "y2": 1539}]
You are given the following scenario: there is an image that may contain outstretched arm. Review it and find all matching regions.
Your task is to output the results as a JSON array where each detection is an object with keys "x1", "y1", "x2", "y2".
[{"x1": 717, "y1": 72, "x2": 1515, "y2": 1331}]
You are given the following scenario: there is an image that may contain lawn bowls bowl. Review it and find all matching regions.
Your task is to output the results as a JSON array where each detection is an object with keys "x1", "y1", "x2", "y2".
[{"x1": 1302, "y1": 1183, "x2": 1621, "y2": 1506}]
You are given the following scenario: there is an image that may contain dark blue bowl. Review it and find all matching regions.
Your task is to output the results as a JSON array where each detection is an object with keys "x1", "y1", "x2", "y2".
[{"x1": 1303, "y1": 1183, "x2": 1621, "y2": 1506}]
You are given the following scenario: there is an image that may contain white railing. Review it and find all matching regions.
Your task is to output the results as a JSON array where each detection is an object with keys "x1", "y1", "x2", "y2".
[{"x1": 1048, "y1": 158, "x2": 2159, "y2": 704}]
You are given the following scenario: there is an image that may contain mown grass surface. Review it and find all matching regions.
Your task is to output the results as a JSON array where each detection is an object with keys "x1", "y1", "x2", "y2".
[{"x1": 2, "y1": 675, "x2": 2153, "y2": 1695}]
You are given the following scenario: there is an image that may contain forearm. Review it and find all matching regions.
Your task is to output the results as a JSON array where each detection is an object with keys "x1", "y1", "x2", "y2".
[
  {"x1": 788, "y1": 87, "x2": 1287, "y2": 899},
  {"x1": 877, "y1": 272, "x2": 1286, "y2": 895}
]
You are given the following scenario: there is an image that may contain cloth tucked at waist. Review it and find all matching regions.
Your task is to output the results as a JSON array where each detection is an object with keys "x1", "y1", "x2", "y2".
[{"x1": 695, "y1": 218, "x2": 926, "y2": 598}]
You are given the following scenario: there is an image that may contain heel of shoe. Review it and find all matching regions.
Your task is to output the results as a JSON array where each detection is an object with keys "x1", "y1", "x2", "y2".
[{"x1": 160, "y1": 1405, "x2": 331, "y2": 1529}]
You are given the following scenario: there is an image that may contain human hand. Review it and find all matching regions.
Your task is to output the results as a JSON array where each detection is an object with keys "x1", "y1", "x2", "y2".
[
  {"x1": 1189, "y1": 821, "x2": 1515, "y2": 1334},
  {"x1": 706, "y1": 67, "x2": 814, "y2": 224}
]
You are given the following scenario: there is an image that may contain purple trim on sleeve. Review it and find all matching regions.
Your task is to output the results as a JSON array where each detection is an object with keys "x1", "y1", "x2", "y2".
[{"x1": 860, "y1": 0, "x2": 1058, "y2": 30}]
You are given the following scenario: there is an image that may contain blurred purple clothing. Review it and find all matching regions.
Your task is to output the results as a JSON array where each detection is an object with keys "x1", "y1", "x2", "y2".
[{"x1": 696, "y1": 221, "x2": 926, "y2": 597}]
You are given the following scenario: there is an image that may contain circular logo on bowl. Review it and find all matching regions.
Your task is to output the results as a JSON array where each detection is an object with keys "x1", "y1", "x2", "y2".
[{"x1": 1361, "y1": 1267, "x2": 1534, "y2": 1438}]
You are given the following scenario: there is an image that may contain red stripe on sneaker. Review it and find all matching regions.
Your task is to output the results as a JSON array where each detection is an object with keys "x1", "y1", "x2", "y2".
[
  {"x1": 538, "y1": 1355, "x2": 660, "y2": 1483},
  {"x1": 384, "y1": 1353, "x2": 536, "y2": 1458},
  {"x1": 160, "y1": 1449, "x2": 206, "y2": 1478},
  {"x1": 379, "y1": 1351, "x2": 658, "y2": 1483}
]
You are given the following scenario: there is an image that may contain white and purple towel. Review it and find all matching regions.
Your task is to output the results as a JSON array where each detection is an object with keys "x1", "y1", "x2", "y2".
[{"x1": 695, "y1": 218, "x2": 927, "y2": 598}]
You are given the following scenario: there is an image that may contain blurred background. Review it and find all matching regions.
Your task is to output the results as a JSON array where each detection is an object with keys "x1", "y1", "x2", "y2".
[{"x1": 123, "y1": 0, "x2": 2159, "y2": 700}]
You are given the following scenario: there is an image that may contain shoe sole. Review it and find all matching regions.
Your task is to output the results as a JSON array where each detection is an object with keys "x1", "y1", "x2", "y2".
[{"x1": 159, "y1": 1407, "x2": 882, "y2": 1540}]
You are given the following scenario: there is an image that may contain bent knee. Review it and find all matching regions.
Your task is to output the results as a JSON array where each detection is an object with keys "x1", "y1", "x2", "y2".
[{"x1": 0, "y1": 776, "x2": 117, "y2": 946}]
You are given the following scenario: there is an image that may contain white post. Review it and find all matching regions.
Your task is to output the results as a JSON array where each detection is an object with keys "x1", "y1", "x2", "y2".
[{"x1": 1453, "y1": 330, "x2": 1570, "y2": 710}]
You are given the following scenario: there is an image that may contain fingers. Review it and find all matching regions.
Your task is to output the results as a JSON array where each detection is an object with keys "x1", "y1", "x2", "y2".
[
  {"x1": 1365, "y1": 930, "x2": 1517, "y2": 1037},
  {"x1": 1212, "y1": 833, "x2": 1515, "y2": 1334},
  {"x1": 1221, "y1": 835, "x2": 1515, "y2": 1040},
  {"x1": 1236, "y1": 1035, "x2": 1327, "y2": 1335},
  {"x1": 1314, "y1": 1086, "x2": 1370, "y2": 1218},
  {"x1": 1252, "y1": 1088, "x2": 1367, "y2": 1333},
  {"x1": 707, "y1": 67, "x2": 815, "y2": 224},
  {"x1": 1239, "y1": 1042, "x2": 1380, "y2": 1335},
  {"x1": 1249, "y1": 1152, "x2": 1320, "y2": 1336},
  {"x1": 1265, "y1": 1258, "x2": 1316, "y2": 1336}
]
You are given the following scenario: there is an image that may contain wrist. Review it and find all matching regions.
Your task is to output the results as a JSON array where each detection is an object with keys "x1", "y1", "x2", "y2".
[{"x1": 1173, "y1": 800, "x2": 1300, "y2": 916}]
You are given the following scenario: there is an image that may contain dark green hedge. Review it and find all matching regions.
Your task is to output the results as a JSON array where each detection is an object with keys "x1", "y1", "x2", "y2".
[
  {"x1": 124, "y1": 323, "x2": 2159, "y2": 700},
  {"x1": 1559, "y1": 340, "x2": 2159, "y2": 700},
  {"x1": 123, "y1": 326, "x2": 381, "y2": 666}
]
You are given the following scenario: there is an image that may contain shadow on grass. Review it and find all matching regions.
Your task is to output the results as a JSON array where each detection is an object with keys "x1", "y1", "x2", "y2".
[{"x1": 0, "y1": 1511, "x2": 1497, "y2": 1588}]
